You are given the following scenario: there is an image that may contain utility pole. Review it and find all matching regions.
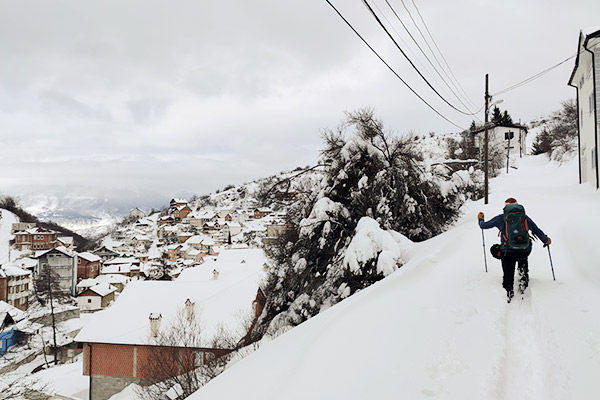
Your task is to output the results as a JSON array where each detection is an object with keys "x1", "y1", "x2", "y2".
[
  {"x1": 506, "y1": 131, "x2": 512, "y2": 173},
  {"x1": 484, "y1": 74, "x2": 489, "y2": 204}
]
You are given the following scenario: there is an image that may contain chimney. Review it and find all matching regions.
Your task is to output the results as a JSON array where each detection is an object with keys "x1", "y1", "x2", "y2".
[
  {"x1": 149, "y1": 313, "x2": 162, "y2": 337},
  {"x1": 185, "y1": 298, "x2": 195, "y2": 321},
  {"x1": 213, "y1": 269, "x2": 219, "y2": 280}
]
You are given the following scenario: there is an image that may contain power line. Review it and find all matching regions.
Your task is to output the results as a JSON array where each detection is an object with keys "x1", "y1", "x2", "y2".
[
  {"x1": 360, "y1": 0, "x2": 478, "y2": 117},
  {"x1": 395, "y1": 0, "x2": 477, "y2": 111},
  {"x1": 491, "y1": 53, "x2": 578, "y2": 97},
  {"x1": 409, "y1": 0, "x2": 478, "y2": 109},
  {"x1": 382, "y1": 0, "x2": 477, "y2": 115},
  {"x1": 323, "y1": 0, "x2": 466, "y2": 130}
]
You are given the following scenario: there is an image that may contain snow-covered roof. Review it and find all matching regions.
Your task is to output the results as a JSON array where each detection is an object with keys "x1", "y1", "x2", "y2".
[
  {"x1": 104, "y1": 257, "x2": 140, "y2": 265},
  {"x1": 58, "y1": 236, "x2": 74, "y2": 245},
  {"x1": 96, "y1": 273, "x2": 130, "y2": 285},
  {"x1": 76, "y1": 249, "x2": 266, "y2": 346},
  {"x1": 81, "y1": 283, "x2": 117, "y2": 297},
  {"x1": 0, "y1": 262, "x2": 31, "y2": 277},
  {"x1": 76, "y1": 278, "x2": 99, "y2": 288},
  {"x1": 14, "y1": 226, "x2": 56, "y2": 235},
  {"x1": 13, "y1": 257, "x2": 37, "y2": 270},
  {"x1": 185, "y1": 235, "x2": 213, "y2": 245},
  {"x1": 0, "y1": 300, "x2": 26, "y2": 322},
  {"x1": 78, "y1": 252, "x2": 101, "y2": 263},
  {"x1": 102, "y1": 263, "x2": 135, "y2": 274},
  {"x1": 35, "y1": 246, "x2": 74, "y2": 259},
  {"x1": 171, "y1": 198, "x2": 188, "y2": 203}
]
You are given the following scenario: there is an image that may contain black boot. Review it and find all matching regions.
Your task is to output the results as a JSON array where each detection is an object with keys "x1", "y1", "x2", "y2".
[
  {"x1": 506, "y1": 288, "x2": 514, "y2": 303},
  {"x1": 517, "y1": 261, "x2": 529, "y2": 294}
]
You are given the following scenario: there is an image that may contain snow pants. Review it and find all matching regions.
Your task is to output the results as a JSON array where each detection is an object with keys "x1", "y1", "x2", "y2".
[{"x1": 501, "y1": 250, "x2": 530, "y2": 292}]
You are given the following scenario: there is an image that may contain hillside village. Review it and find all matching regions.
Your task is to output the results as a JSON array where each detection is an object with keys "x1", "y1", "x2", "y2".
[{"x1": 0, "y1": 180, "x2": 300, "y2": 398}]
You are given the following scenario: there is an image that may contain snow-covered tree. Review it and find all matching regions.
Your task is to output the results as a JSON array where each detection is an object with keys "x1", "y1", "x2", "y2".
[{"x1": 259, "y1": 109, "x2": 480, "y2": 337}]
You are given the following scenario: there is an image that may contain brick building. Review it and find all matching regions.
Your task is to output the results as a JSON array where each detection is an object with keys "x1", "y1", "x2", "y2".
[
  {"x1": 0, "y1": 263, "x2": 32, "y2": 311},
  {"x1": 77, "y1": 252, "x2": 102, "y2": 281},
  {"x1": 76, "y1": 248, "x2": 267, "y2": 399},
  {"x1": 12, "y1": 226, "x2": 58, "y2": 251}
]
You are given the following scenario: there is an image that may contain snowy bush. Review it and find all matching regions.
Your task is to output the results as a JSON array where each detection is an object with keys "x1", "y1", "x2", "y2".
[{"x1": 532, "y1": 99, "x2": 577, "y2": 163}]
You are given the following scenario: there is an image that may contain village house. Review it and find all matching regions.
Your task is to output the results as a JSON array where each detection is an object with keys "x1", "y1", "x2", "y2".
[
  {"x1": 169, "y1": 198, "x2": 188, "y2": 210},
  {"x1": 184, "y1": 235, "x2": 215, "y2": 255},
  {"x1": 0, "y1": 301, "x2": 28, "y2": 355},
  {"x1": 10, "y1": 222, "x2": 36, "y2": 235},
  {"x1": 57, "y1": 236, "x2": 74, "y2": 248},
  {"x1": 76, "y1": 278, "x2": 99, "y2": 294},
  {"x1": 568, "y1": 28, "x2": 600, "y2": 189},
  {"x1": 135, "y1": 253, "x2": 149, "y2": 263},
  {"x1": 253, "y1": 208, "x2": 272, "y2": 219},
  {"x1": 172, "y1": 204, "x2": 192, "y2": 220},
  {"x1": 0, "y1": 263, "x2": 32, "y2": 311},
  {"x1": 35, "y1": 246, "x2": 77, "y2": 296},
  {"x1": 158, "y1": 216, "x2": 175, "y2": 226},
  {"x1": 178, "y1": 232, "x2": 194, "y2": 243},
  {"x1": 190, "y1": 212, "x2": 219, "y2": 227},
  {"x1": 12, "y1": 226, "x2": 58, "y2": 252},
  {"x1": 77, "y1": 283, "x2": 118, "y2": 312},
  {"x1": 222, "y1": 222, "x2": 242, "y2": 237},
  {"x1": 135, "y1": 218, "x2": 154, "y2": 232},
  {"x1": 166, "y1": 244, "x2": 182, "y2": 263},
  {"x1": 471, "y1": 124, "x2": 528, "y2": 160},
  {"x1": 92, "y1": 246, "x2": 121, "y2": 263},
  {"x1": 102, "y1": 257, "x2": 141, "y2": 278},
  {"x1": 130, "y1": 234, "x2": 152, "y2": 248},
  {"x1": 76, "y1": 248, "x2": 267, "y2": 400},
  {"x1": 202, "y1": 221, "x2": 222, "y2": 232},
  {"x1": 77, "y1": 252, "x2": 102, "y2": 281},
  {"x1": 13, "y1": 257, "x2": 38, "y2": 275},
  {"x1": 95, "y1": 274, "x2": 130, "y2": 293},
  {"x1": 231, "y1": 209, "x2": 250, "y2": 224},
  {"x1": 129, "y1": 207, "x2": 146, "y2": 220}
]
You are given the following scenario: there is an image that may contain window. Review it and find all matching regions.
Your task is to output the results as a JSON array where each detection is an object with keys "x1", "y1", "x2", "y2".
[{"x1": 87, "y1": 299, "x2": 92, "y2": 303}]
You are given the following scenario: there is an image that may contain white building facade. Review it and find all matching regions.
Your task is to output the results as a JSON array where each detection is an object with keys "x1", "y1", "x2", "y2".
[{"x1": 569, "y1": 28, "x2": 600, "y2": 189}]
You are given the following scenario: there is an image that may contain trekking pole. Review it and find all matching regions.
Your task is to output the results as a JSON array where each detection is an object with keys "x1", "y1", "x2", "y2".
[
  {"x1": 481, "y1": 229, "x2": 488, "y2": 273},
  {"x1": 545, "y1": 244, "x2": 556, "y2": 281}
]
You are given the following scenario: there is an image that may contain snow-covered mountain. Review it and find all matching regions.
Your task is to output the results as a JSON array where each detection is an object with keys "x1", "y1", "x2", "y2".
[{"x1": 186, "y1": 155, "x2": 600, "y2": 399}]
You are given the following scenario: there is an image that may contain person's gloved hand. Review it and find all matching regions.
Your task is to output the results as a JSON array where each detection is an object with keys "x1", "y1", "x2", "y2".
[
  {"x1": 477, "y1": 212, "x2": 484, "y2": 221},
  {"x1": 544, "y1": 236, "x2": 551, "y2": 247}
]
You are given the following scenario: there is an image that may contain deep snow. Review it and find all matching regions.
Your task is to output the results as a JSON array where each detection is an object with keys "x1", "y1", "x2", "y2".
[{"x1": 187, "y1": 155, "x2": 600, "y2": 400}]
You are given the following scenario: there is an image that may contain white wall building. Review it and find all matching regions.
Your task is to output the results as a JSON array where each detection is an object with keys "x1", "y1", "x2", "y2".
[{"x1": 569, "y1": 27, "x2": 600, "y2": 189}]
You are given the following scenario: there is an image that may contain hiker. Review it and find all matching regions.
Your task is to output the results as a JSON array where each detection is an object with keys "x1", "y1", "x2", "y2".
[{"x1": 477, "y1": 197, "x2": 551, "y2": 301}]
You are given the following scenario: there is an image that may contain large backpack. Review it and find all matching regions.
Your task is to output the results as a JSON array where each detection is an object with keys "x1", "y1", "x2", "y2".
[{"x1": 502, "y1": 204, "x2": 531, "y2": 252}]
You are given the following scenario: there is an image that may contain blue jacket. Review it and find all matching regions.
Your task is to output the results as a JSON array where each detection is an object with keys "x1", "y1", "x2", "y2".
[{"x1": 479, "y1": 213, "x2": 548, "y2": 252}]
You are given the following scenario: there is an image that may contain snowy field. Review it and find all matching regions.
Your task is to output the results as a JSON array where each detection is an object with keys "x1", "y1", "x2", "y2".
[
  {"x1": 188, "y1": 155, "x2": 600, "y2": 400},
  {"x1": 0, "y1": 208, "x2": 17, "y2": 263}
]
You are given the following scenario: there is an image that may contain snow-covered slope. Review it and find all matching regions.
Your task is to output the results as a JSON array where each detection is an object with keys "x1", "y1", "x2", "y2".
[
  {"x1": 0, "y1": 208, "x2": 17, "y2": 263},
  {"x1": 188, "y1": 155, "x2": 600, "y2": 400}
]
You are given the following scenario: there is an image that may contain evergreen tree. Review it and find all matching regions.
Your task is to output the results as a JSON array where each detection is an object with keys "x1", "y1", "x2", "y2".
[
  {"x1": 491, "y1": 106, "x2": 503, "y2": 125},
  {"x1": 258, "y1": 109, "x2": 481, "y2": 338}
]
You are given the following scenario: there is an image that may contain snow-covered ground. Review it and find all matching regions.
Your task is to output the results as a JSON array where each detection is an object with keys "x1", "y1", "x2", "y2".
[
  {"x1": 0, "y1": 208, "x2": 17, "y2": 263},
  {"x1": 187, "y1": 155, "x2": 600, "y2": 400}
]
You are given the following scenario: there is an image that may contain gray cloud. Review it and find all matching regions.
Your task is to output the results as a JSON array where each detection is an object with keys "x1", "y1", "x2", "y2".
[{"x1": 0, "y1": 0, "x2": 598, "y2": 208}]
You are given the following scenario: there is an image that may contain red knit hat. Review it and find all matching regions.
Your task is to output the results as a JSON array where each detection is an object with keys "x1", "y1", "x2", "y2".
[{"x1": 504, "y1": 197, "x2": 517, "y2": 205}]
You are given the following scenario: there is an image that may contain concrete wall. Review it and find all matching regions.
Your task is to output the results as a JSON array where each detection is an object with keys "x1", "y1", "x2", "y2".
[{"x1": 30, "y1": 307, "x2": 80, "y2": 326}]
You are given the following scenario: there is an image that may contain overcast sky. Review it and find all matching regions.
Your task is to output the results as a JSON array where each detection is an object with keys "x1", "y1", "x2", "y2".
[{"x1": 0, "y1": 0, "x2": 598, "y2": 208}]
